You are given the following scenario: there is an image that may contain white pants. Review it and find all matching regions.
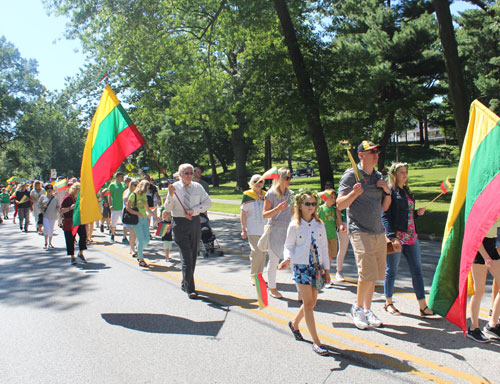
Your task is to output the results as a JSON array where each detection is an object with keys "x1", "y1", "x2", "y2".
[
  {"x1": 111, "y1": 210, "x2": 121, "y2": 228},
  {"x1": 43, "y1": 217, "x2": 56, "y2": 237},
  {"x1": 267, "y1": 249, "x2": 281, "y2": 289},
  {"x1": 337, "y1": 222, "x2": 350, "y2": 272}
]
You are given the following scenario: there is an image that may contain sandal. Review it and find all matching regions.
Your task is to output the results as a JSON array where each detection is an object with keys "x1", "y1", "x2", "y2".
[
  {"x1": 139, "y1": 259, "x2": 149, "y2": 268},
  {"x1": 384, "y1": 303, "x2": 401, "y2": 315},
  {"x1": 420, "y1": 306, "x2": 434, "y2": 317}
]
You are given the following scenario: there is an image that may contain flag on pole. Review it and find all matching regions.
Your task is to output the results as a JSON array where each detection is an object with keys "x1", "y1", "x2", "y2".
[
  {"x1": 440, "y1": 177, "x2": 453, "y2": 194},
  {"x1": 258, "y1": 168, "x2": 280, "y2": 183},
  {"x1": 55, "y1": 178, "x2": 69, "y2": 192},
  {"x1": 252, "y1": 272, "x2": 268, "y2": 309},
  {"x1": 156, "y1": 222, "x2": 170, "y2": 237},
  {"x1": 6, "y1": 176, "x2": 16, "y2": 184},
  {"x1": 73, "y1": 85, "x2": 146, "y2": 228},
  {"x1": 428, "y1": 100, "x2": 500, "y2": 332}
]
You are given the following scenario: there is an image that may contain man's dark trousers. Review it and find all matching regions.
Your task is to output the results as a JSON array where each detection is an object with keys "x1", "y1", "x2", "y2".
[{"x1": 173, "y1": 215, "x2": 201, "y2": 294}]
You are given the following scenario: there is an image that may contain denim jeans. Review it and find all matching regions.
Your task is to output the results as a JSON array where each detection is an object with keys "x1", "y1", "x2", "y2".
[
  {"x1": 133, "y1": 217, "x2": 150, "y2": 259},
  {"x1": 384, "y1": 239, "x2": 425, "y2": 300}
]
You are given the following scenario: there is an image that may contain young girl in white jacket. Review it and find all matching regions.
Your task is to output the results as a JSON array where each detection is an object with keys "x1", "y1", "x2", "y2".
[{"x1": 279, "y1": 191, "x2": 331, "y2": 355}]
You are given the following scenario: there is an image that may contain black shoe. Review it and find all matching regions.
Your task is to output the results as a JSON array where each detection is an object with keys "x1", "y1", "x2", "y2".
[
  {"x1": 188, "y1": 292, "x2": 198, "y2": 299},
  {"x1": 71, "y1": 257, "x2": 77, "y2": 265},
  {"x1": 78, "y1": 253, "x2": 87, "y2": 264},
  {"x1": 312, "y1": 344, "x2": 329, "y2": 355},
  {"x1": 288, "y1": 321, "x2": 304, "y2": 341},
  {"x1": 467, "y1": 327, "x2": 490, "y2": 343},
  {"x1": 483, "y1": 323, "x2": 500, "y2": 339},
  {"x1": 100, "y1": 224, "x2": 104, "y2": 232}
]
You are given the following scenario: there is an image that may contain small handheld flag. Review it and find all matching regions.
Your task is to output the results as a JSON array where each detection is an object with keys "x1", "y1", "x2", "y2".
[
  {"x1": 258, "y1": 168, "x2": 280, "y2": 183},
  {"x1": 156, "y1": 222, "x2": 170, "y2": 237},
  {"x1": 252, "y1": 272, "x2": 268, "y2": 309},
  {"x1": 55, "y1": 178, "x2": 69, "y2": 192},
  {"x1": 6, "y1": 176, "x2": 16, "y2": 184},
  {"x1": 424, "y1": 176, "x2": 453, "y2": 209}
]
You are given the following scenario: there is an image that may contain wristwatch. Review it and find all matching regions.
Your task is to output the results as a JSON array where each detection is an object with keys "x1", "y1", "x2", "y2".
[{"x1": 383, "y1": 191, "x2": 391, "y2": 196}]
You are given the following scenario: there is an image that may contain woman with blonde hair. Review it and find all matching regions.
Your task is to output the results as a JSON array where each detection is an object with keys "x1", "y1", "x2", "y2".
[
  {"x1": 381, "y1": 162, "x2": 433, "y2": 316},
  {"x1": 262, "y1": 168, "x2": 294, "y2": 298},
  {"x1": 125, "y1": 179, "x2": 159, "y2": 267},
  {"x1": 240, "y1": 174, "x2": 267, "y2": 280},
  {"x1": 279, "y1": 191, "x2": 330, "y2": 355},
  {"x1": 61, "y1": 183, "x2": 87, "y2": 265}
]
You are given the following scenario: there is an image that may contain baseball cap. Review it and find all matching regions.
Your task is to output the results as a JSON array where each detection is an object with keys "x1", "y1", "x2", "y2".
[{"x1": 357, "y1": 140, "x2": 379, "y2": 153}]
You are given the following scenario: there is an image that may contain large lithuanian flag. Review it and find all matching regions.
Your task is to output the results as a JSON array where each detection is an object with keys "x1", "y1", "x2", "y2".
[
  {"x1": 428, "y1": 100, "x2": 500, "y2": 332},
  {"x1": 73, "y1": 85, "x2": 145, "y2": 227}
]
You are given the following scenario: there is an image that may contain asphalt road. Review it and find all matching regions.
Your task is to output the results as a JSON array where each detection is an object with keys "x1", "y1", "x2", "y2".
[{"x1": 0, "y1": 209, "x2": 498, "y2": 384}]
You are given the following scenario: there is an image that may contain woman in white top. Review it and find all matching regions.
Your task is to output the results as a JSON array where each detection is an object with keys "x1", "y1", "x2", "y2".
[
  {"x1": 38, "y1": 184, "x2": 60, "y2": 249},
  {"x1": 279, "y1": 191, "x2": 330, "y2": 355},
  {"x1": 240, "y1": 174, "x2": 267, "y2": 279},
  {"x1": 31, "y1": 180, "x2": 45, "y2": 234},
  {"x1": 262, "y1": 168, "x2": 294, "y2": 298}
]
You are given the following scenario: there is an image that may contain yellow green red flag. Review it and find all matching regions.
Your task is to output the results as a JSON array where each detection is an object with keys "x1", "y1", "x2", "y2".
[{"x1": 73, "y1": 85, "x2": 145, "y2": 227}]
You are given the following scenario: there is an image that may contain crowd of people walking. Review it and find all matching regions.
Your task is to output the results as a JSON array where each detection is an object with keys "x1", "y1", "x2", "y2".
[{"x1": 2, "y1": 140, "x2": 500, "y2": 354}]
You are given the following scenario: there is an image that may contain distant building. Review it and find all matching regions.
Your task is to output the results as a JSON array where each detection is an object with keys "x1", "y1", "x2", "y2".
[{"x1": 391, "y1": 125, "x2": 443, "y2": 143}]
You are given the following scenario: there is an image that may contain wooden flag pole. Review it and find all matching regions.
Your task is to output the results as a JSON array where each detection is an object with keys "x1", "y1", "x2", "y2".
[
  {"x1": 423, "y1": 192, "x2": 444, "y2": 209},
  {"x1": 346, "y1": 149, "x2": 360, "y2": 182}
]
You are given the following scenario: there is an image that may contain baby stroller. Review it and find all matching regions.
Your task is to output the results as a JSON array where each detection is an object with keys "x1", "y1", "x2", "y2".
[{"x1": 199, "y1": 212, "x2": 224, "y2": 257}]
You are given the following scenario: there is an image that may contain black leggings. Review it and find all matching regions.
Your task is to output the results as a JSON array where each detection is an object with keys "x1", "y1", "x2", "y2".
[{"x1": 64, "y1": 226, "x2": 87, "y2": 256}]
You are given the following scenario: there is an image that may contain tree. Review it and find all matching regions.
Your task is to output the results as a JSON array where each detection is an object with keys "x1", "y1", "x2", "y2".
[{"x1": 432, "y1": 0, "x2": 469, "y2": 149}]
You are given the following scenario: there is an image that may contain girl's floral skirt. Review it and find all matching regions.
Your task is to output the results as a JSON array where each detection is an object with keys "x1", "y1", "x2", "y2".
[{"x1": 293, "y1": 264, "x2": 317, "y2": 286}]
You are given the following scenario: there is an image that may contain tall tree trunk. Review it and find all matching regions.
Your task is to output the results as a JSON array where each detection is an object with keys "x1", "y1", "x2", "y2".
[
  {"x1": 432, "y1": 0, "x2": 468, "y2": 149},
  {"x1": 378, "y1": 110, "x2": 395, "y2": 170},
  {"x1": 264, "y1": 135, "x2": 272, "y2": 170},
  {"x1": 232, "y1": 112, "x2": 248, "y2": 191},
  {"x1": 214, "y1": 151, "x2": 228, "y2": 173},
  {"x1": 418, "y1": 119, "x2": 425, "y2": 144},
  {"x1": 273, "y1": 0, "x2": 333, "y2": 189},
  {"x1": 202, "y1": 127, "x2": 219, "y2": 187},
  {"x1": 424, "y1": 118, "x2": 430, "y2": 148}
]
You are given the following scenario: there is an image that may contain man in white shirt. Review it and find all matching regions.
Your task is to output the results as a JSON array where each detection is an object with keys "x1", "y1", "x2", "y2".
[{"x1": 164, "y1": 163, "x2": 211, "y2": 298}]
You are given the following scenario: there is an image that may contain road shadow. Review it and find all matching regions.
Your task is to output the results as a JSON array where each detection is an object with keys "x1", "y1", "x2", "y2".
[
  {"x1": 0, "y1": 226, "x2": 102, "y2": 311},
  {"x1": 196, "y1": 290, "x2": 259, "y2": 310},
  {"x1": 101, "y1": 313, "x2": 224, "y2": 337}
]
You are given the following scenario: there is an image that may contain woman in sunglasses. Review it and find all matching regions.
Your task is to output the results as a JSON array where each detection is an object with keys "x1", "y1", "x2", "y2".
[
  {"x1": 279, "y1": 191, "x2": 330, "y2": 355},
  {"x1": 381, "y1": 162, "x2": 433, "y2": 317},
  {"x1": 262, "y1": 168, "x2": 294, "y2": 298},
  {"x1": 240, "y1": 174, "x2": 267, "y2": 280}
]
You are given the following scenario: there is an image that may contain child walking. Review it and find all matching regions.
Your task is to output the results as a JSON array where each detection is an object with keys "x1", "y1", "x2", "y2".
[
  {"x1": 160, "y1": 210, "x2": 173, "y2": 261},
  {"x1": 279, "y1": 191, "x2": 331, "y2": 355},
  {"x1": 318, "y1": 189, "x2": 343, "y2": 288}
]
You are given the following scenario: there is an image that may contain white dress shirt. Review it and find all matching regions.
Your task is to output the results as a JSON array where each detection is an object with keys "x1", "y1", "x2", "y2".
[
  {"x1": 283, "y1": 219, "x2": 329, "y2": 268},
  {"x1": 164, "y1": 180, "x2": 212, "y2": 217}
]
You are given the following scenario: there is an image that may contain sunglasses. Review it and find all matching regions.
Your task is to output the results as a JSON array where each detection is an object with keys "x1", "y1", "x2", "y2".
[
  {"x1": 183, "y1": 172, "x2": 194, "y2": 175},
  {"x1": 368, "y1": 149, "x2": 379, "y2": 154},
  {"x1": 256, "y1": 181, "x2": 264, "y2": 184},
  {"x1": 303, "y1": 202, "x2": 317, "y2": 207},
  {"x1": 285, "y1": 176, "x2": 292, "y2": 181}
]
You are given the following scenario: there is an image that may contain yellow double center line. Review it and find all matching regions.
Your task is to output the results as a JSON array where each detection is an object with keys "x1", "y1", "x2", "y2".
[{"x1": 93, "y1": 241, "x2": 492, "y2": 384}]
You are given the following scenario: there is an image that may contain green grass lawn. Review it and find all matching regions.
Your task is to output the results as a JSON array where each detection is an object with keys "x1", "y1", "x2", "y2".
[
  {"x1": 158, "y1": 165, "x2": 457, "y2": 237},
  {"x1": 206, "y1": 165, "x2": 458, "y2": 237}
]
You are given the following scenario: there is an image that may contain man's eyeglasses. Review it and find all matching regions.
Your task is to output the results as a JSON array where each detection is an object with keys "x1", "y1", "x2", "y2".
[
  {"x1": 184, "y1": 172, "x2": 194, "y2": 175},
  {"x1": 303, "y1": 202, "x2": 317, "y2": 207},
  {"x1": 285, "y1": 176, "x2": 292, "y2": 181}
]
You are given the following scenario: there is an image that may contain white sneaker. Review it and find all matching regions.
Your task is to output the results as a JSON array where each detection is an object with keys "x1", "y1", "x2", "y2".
[
  {"x1": 364, "y1": 309, "x2": 383, "y2": 328},
  {"x1": 351, "y1": 305, "x2": 368, "y2": 330},
  {"x1": 335, "y1": 272, "x2": 345, "y2": 282}
]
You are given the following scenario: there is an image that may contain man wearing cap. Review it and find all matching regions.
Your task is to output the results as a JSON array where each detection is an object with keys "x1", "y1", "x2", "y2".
[{"x1": 337, "y1": 140, "x2": 393, "y2": 330}]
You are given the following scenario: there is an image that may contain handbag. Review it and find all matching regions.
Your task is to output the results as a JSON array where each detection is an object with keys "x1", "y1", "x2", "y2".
[
  {"x1": 311, "y1": 235, "x2": 326, "y2": 290},
  {"x1": 38, "y1": 196, "x2": 55, "y2": 225},
  {"x1": 257, "y1": 223, "x2": 272, "y2": 252},
  {"x1": 386, "y1": 237, "x2": 397, "y2": 254},
  {"x1": 122, "y1": 194, "x2": 139, "y2": 225}
]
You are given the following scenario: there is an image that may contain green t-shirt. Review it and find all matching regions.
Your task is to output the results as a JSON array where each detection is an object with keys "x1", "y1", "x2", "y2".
[
  {"x1": 109, "y1": 181, "x2": 126, "y2": 210},
  {"x1": 318, "y1": 204, "x2": 338, "y2": 239},
  {"x1": 0, "y1": 192, "x2": 9, "y2": 204},
  {"x1": 129, "y1": 192, "x2": 148, "y2": 216}
]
